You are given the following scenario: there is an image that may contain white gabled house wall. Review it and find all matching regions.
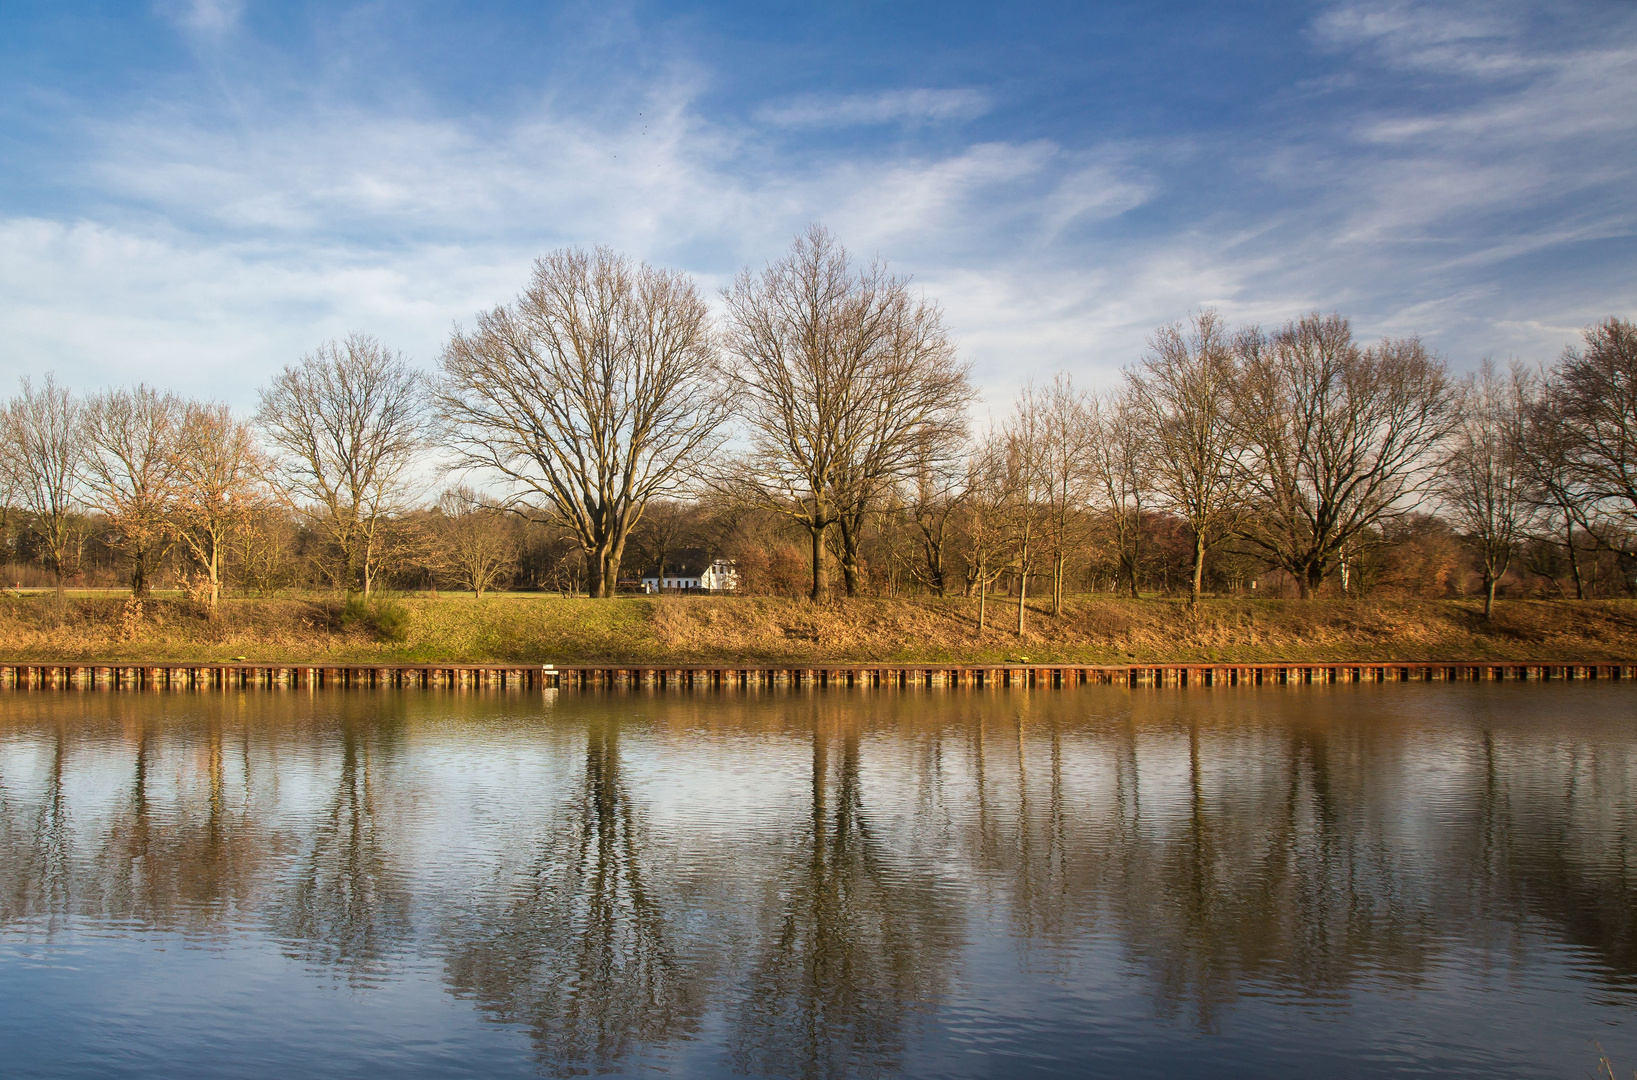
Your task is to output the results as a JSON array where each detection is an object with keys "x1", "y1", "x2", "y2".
[{"x1": 639, "y1": 558, "x2": 738, "y2": 594}]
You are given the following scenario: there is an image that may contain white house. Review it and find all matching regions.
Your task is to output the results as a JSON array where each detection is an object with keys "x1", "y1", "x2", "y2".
[{"x1": 639, "y1": 555, "x2": 738, "y2": 594}]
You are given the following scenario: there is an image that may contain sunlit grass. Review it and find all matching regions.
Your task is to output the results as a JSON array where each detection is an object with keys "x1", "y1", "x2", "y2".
[{"x1": 0, "y1": 593, "x2": 1632, "y2": 665}]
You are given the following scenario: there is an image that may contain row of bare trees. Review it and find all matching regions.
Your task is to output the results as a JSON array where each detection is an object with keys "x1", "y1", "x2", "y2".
[
  {"x1": 0, "y1": 379, "x2": 263, "y2": 605},
  {"x1": 2, "y1": 223, "x2": 1631, "y2": 615},
  {"x1": 953, "y1": 311, "x2": 1637, "y2": 623}
]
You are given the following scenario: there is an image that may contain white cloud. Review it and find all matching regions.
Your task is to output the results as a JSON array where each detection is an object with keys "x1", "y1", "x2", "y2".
[
  {"x1": 153, "y1": 0, "x2": 244, "y2": 37},
  {"x1": 4, "y1": 0, "x2": 1633, "y2": 413},
  {"x1": 1, "y1": 82, "x2": 1162, "y2": 405},
  {"x1": 756, "y1": 88, "x2": 992, "y2": 129}
]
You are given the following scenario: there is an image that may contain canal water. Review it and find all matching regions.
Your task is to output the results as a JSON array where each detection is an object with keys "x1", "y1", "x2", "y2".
[{"x1": 0, "y1": 684, "x2": 1633, "y2": 1078}]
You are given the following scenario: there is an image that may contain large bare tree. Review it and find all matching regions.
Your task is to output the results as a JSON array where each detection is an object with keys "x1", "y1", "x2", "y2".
[
  {"x1": 2, "y1": 375, "x2": 84, "y2": 600},
  {"x1": 256, "y1": 333, "x2": 425, "y2": 599},
  {"x1": 81, "y1": 385, "x2": 185, "y2": 597},
  {"x1": 1126, "y1": 310, "x2": 1241, "y2": 602},
  {"x1": 1231, "y1": 313, "x2": 1454, "y2": 598},
  {"x1": 1541, "y1": 318, "x2": 1637, "y2": 563},
  {"x1": 722, "y1": 225, "x2": 970, "y2": 601},
  {"x1": 436, "y1": 248, "x2": 727, "y2": 598},
  {"x1": 1440, "y1": 360, "x2": 1534, "y2": 619},
  {"x1": 172, "y1": 401, "x2": 267, "y2": 609}
]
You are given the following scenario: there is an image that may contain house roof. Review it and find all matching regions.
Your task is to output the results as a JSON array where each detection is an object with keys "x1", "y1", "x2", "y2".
[{"x1": 637, "y1": 546, "x2": 718, "y2": 579}]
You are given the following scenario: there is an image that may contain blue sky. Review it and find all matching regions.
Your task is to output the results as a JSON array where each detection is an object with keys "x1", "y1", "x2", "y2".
[{"x1": 1, "y1": 0, "x2": 1633, "y2": 411}]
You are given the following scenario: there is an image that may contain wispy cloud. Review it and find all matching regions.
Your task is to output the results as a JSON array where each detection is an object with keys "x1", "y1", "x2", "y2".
[
  {"x1": 152, "y1": 0, "x2": 244, "y2": 38},
  {"x1": 1, "y1": 1, "x2": 1631, "y2": 409},
  {"x1": 756, "y1": 88, "x2": 992, "y2": 129}
]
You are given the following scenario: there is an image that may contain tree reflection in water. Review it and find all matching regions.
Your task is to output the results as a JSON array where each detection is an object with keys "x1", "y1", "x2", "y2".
[
  {"x1": 442, "y1": 716, "x2": 704, "y2": 1076},
  {"x1": 0, "y1": 687, "x2": 1635, "y2": 1074},
  {"x1": 727, "y1": 703, "x2": 961, "y2": 1080},
  {"x1": 0, "y1": 719, "x2": 72, "y2": 928},
  {"x1": 265, "y1": 715, "x2": 413, "y2": 981},
  {"x1": 1104, "y1": 712, "x2": 1440, "y2": 1029}
]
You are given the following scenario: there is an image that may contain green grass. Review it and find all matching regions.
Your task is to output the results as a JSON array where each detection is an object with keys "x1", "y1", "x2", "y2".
[{"x1": 0, "y1": 593, "x2": 1634, "y2": 664}]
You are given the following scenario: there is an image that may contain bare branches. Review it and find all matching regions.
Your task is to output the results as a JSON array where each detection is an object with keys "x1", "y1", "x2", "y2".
[
  {"x1": 1085, "y1": 389, "x2": 1148, "y2": 598},
  {"x1": 172, "y1": 401, "x2": 267, "y2": 608},
  {"x1": 1229, "y1": 313, "x2": 1454, "y2": 598},
  {"x1": 722, "y1": 224, "x2": 971, "y2": 602},
  {"x1": 1, "y1": 375, "x2": 84, "y2": 598},
  {"x1": 1126, "y1": 310, "x2": 1240, "y2": 602},
  {"x1": 1440, "y1": 361, "x2": 1534, "y2": 618},
  {"x1": 432, "y1": 487, "x2": 519, "y2": 599},
  {"x1": 1542, "y1": 318, "x2": 1637, "y2": 556},
  {"x1": 435, "y1": 247, "x2": 727, "y2": 598},
  {"x1": 256, "y1": 333, "x2": 425, "y2": 598},
  {"x1": 81, "y1": 385, "x2": 185, "y2": 596}
]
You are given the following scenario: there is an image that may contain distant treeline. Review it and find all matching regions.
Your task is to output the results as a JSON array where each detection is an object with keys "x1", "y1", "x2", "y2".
[{"x1": 2, "y1": 225, "x2": 1634, "y2": 625}]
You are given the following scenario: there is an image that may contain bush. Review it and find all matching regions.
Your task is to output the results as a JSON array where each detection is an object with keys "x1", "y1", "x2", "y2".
[
  {"x1": 373, "y1": 597, "x2": 412, "y2": 643},
  {"x1": 341, "y1": 594, "x2": 412, "y2": 643}
]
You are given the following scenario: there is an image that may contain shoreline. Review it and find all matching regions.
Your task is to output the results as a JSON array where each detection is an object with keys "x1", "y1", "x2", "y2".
[
  {"x1": 2, "y1": 658, "x2": 1632, "y2": 691},
  {"x1": 2, "y1": 595, "x2": 1636, "y2": 667}
]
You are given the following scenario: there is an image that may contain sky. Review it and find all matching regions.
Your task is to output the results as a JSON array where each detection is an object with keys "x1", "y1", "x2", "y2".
[{"x1": 1, "y1": 0, "x2": 1633, "y2": 413}]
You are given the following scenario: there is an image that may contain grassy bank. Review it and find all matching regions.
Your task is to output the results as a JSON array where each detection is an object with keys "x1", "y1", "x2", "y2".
[{"x1": 0, "y1": 593, "x2": 1634, "y2": 665}]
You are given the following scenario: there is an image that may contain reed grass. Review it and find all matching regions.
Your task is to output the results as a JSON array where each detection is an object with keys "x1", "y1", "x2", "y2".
[{"x1": 0, "y1": 593, "x2": 1633, "y2": 665}]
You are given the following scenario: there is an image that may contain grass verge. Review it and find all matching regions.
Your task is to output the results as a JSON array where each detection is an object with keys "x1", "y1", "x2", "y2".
[{"x1": 0, "y1": 594, "x2": 1633, "y2": 665}]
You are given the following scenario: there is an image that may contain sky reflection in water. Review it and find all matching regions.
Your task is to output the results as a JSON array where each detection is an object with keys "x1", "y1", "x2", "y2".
[{"x1": 0, "y1": 684, "x2": 1634, "y2": 1078}]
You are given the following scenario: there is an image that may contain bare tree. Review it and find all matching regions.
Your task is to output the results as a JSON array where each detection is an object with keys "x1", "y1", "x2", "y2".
[
  {"x1": 232, "y1": 506, "x2": 297, "y2": 597},
  {"x1": 1, "y1": 375, "x2": 84, "y2": 600},
  {"x1": 1520, "y1": 375, "x2": 1592, "y2": 599},
  {"x1": 906, "y1": 457, "x2": 966, "y2": 598},
  {"x1": 171, "y1": 402, "x2": 266, "y2": 609},
  {"x1": 1034, "y1": 374, "x2": 1093, "y2": 615},
  {"x1": 256, "y1": 333, "x2": 425, "y2": 599},
  {"x1": 1003, "y1": 389, "x2": 1050, "y2": 636},
  {"x1": 433, "y1": 487, "x2": 519, "y2": 599},
  {"x1": 79, "y1": 386, "x2": 185, "y2": 597},
  {"x1": 828, "y1": 293, "x2": 970, "y2": 597},
  {"x1": 1126, "y1": 311, "x2": 1241, "y2": 602},
  {"x1": 959, "y1": 437, "x2": 1015, "y2": 636},
  {"x1": 436, "y1": 248, "x2": 726, "y2": 598},
  {"x1": 721, "y1": 225, "x2": 971, "y2": 602},
  {"x1": 1086, "y1": 388, "x2": 1149, "y2": 598},
  {"x1": 1231, "y1": 313, "x2": 1454, "y2": 598},
  {"x1": 1542, "y1": 318, "x2": 1637, "y2": 566},
  {"x1": 627, "y1": 499, "x2": 698, "y2": 591},
  {"x1": 1441, "y1": 361, "x2": 1535, "y2": 619}
]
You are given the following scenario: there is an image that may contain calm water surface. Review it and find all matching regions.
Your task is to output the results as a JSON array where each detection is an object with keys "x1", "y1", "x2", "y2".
[{"x1": 1, "y1": 684, "x2": 1634, "y2": 1078}]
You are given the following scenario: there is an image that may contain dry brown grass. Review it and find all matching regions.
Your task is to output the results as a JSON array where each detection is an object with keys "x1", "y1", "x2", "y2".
[{"x1": 0, "y1": 592, "x2": 1633, "y2": 664}]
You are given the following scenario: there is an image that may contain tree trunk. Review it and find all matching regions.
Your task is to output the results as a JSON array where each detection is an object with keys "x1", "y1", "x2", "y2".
[
  {"x1": 130, "y1": 549, "x2": 148, "y2": 599},
  {"x1": 838, "y1": 517, "x2": 861, "y2": 597},
  {"x1": 808, "y1": 524, "x2": 829, "y2": 603},
  {"x1": 1052, "y1": 550, "x2": 1065, "y2": 616},
  {"x1": 977, "y1": 571, "x2": 987, "y2": 635},
  {"x1": 1566, "y1": 512, "x2": 1586, "y2": 600},
  {"x1": 1483, "y1": 572, "x2": 1496, "y2": 620},
  {"x1": 1189, "y1": 530, "x2": 1205, "y2": 604},
  {"x1": 1298, "y1": 561, "x2": 1324, "y2": 599},
  {"x1": 1016, "y1": 568, "x2": 1027, "y2": 637}
]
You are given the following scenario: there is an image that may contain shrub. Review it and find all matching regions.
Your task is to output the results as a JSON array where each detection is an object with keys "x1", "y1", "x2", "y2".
[
  {"x1": 373, "y1": 597, "x2": 412, "y2": 643},
  {"x1": 340, "y1": 594, "x2": 413, "y2": 643}
]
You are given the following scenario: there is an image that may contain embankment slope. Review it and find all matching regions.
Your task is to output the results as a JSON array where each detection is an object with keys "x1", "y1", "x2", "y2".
[{"x1": 0, "y1": 594, "x2": 1633, "y2": 665}]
